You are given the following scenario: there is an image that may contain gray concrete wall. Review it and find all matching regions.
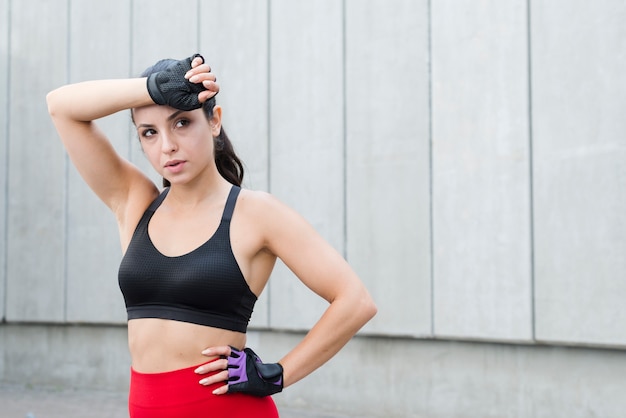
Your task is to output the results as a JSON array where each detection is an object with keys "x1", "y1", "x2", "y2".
[
  {"x1": 1, "y1": 0, "x2": 625, "y2": 417},
  {"x1": 431, "y1": 0, "x2": 533, "y2": 342},
  {"x1": 0, "y1": 0, "x2": 8, "y2": 325},
  {"x1": 531, "y1": 0, "x2": 626, "y2": 347}
]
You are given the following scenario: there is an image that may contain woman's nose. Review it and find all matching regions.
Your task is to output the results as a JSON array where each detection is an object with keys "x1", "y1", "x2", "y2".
[{"x1": 161, "y1": 133, "x2": 178, "y2": 153}]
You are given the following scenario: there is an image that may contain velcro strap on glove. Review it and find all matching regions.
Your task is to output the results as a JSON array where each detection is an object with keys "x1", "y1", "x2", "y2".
[
  {"x1": 226, "y1": 346, "x2": 283, "y2": 397},
  {"x1": 146, "y1": 53, "x2": 207, "y2": 111}
]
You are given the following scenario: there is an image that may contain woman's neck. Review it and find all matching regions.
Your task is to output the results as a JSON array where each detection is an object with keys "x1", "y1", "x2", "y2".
[{"x1": 165, "y1": 175, "x2": 232, "y2": 211}]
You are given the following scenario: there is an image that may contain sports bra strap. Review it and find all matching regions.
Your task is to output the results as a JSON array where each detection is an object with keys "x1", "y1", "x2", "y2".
[
  {"x1": 143, "y1": 186, "x2": 238, "y2": 221},
  {"x1": 148, "y1": 188, "x2": 170, "y2": 212},
  {"x1": 222, "y1": 186, "x2": 240, "y2": 222}
]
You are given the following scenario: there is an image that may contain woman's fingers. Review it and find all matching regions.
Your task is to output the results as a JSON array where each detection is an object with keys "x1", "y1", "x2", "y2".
[
  {"x1": 198, "y1": 368, "x2": 229, "y2": 386},
  {"x1": 201, "y1": 345, "x2": 232, "y2": 357},
  {"x1": 211, "y1": 383, "x2": 230, "y2": 395},
  {"x1": 198, "y1": 85, "x2": 219, "y2": 102},
  {"x1": 188, "y1": 73, "x2": 216, "y2": 85},
  {"x1": 185, "y1": 63, "x2": 213, "y2": 80},
  {"x1": 184, "y1": 57, "x2": 219, "y2": 102},
  {"x1": 196, "y1": 356, "x2": 231, "y2": 394},
  {"x1": 194, "y1": 357, "x2": 228, "y2": 375},
  {"x1": 192, "y1": 55, "x2": 204, "y2": 66},
  {"x1": 187, "y1": 65, "x2": 219, "y2": 102},
  {"x1": 195, "y1": 345, "x2": 235, "y2": 394}
]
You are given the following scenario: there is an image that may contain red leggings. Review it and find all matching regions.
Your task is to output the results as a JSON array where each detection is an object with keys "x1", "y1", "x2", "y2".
[{"x1": 129, "y1": 360, "x2": 279, "y2": 418}]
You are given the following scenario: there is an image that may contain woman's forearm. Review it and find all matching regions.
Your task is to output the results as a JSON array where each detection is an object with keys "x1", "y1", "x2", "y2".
[
  {"x1": 279, "y1": 287, "x2": 377, "y2": 388},
  {"x1": 47, "y1": 78, "x2": 152, "y2": 122}
]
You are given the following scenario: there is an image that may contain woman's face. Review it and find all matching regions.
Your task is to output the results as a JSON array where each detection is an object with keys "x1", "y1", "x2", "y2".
[{"x1": 133, "y1": 104, "x2": 222, "y2": 186}]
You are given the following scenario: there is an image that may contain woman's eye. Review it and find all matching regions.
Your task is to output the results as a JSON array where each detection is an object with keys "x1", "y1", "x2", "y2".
[
  {"x1": 141, "y1": 129, "x2": 156, "y2": 138},
  {"x1": 175, "y1": 119, "x2": 190, "y2": 128}
]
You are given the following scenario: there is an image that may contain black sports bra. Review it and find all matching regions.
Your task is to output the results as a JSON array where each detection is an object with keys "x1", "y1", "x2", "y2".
[{"x1": 118, "y1": 186, "x2": 257, "y2": 333}]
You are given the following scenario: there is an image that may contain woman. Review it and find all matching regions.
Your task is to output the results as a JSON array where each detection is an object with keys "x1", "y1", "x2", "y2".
[{"x1": 46, "y1": 54, "x2": 377, "y2": 417}]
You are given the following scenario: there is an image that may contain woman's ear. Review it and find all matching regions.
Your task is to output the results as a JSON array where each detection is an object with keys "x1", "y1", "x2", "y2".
[{"x1": 210, "y1": 105, "x2": 222, "y2": 137}]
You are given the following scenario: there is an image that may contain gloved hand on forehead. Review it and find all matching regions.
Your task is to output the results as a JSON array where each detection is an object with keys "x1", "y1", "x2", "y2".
[{"x1": 146, "y1": 53, "x2": 207, "y2": 111}]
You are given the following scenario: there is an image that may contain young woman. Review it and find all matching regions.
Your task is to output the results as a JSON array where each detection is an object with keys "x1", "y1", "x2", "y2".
[{"x1": 47, "y1": 54, "x2": 377, "y2": 417}]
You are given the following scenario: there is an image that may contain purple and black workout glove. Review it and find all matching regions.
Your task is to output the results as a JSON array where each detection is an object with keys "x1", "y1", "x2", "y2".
[
  {"x1": 146, "y1": 53, "x2": 207, "y2": 111},
  {"x1": 225, "y1": 346, "x2": 283, "y2": 397}
]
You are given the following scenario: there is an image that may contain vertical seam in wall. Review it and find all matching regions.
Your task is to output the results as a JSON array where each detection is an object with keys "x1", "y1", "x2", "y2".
[
  {"x1": 266, "y1": 0, "x2": 272, "y2": 195},
  {"x1": 2, "y1": 0, "x2": 12, "y2": 322},
  {"x1": 266, "y1": 0, "x2": 272, "y2": 193},
  {"x1": 128, "y1": 0, "x2": 133, "y2": 78},
  {"x1": 63, "y1": 0, "x2": 71, "y2": 322},
  {"x1": 427, "y1": 0, "x2": 435, "y2": 337},
  {"x1": 266, "y1": 0, "x2": 272, "y2": 327},
  {"x1": 196, "y1": 0, "x2": 199, "y2": 50},
  {"x1": 128, "y1": 0, "x2": 134, "y2": 157},
  {"x1": 196, "y1": 0, "x2": 200, "y2": 51},
  {"x1": 341, "y1": 0, "x2": 348, "y2": 260},
  {"x1": 526, "y1": 0, "x2": 536, "y2": 342}
]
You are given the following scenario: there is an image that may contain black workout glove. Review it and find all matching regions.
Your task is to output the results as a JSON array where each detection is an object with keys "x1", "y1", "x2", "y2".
[
  {"x1": 225, "y1": 346, "x2": 283, "y2": 397},
  {"x1": 146, "y1": 53, "x2": 206, "y2": 111}
]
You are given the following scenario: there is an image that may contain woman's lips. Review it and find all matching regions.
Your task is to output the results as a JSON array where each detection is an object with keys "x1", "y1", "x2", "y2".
[{"x1": 164, "y1": 160, "x2": 186, "y2": 173}]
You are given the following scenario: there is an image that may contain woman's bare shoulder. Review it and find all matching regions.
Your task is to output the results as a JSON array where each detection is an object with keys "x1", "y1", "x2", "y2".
[
  {"x1": 235, "y1": 188, "x2": 294, "y2": 220},
  {"x1": 117, "y1": 180, "x2": 160, "y2": 251},
  {"x1": 235, "y1": 188, "x2": 320, "y2": 246}
]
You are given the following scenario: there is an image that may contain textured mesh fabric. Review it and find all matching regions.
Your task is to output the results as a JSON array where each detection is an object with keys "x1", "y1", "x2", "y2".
[
  {"x1": 118, "y1": 186, "x2": 257, "y2": 333},
  {"x1": 146, "y1": 54, "x2": 206, "y2": 111}
]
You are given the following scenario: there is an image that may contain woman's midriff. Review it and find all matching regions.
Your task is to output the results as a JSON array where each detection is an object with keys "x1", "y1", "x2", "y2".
[{"x1": 127, "y1": 318, "x2": 246, "y2": 373}]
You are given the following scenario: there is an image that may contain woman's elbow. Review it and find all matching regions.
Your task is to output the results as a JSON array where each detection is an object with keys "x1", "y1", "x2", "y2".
[
  {"x1": 46, "y1": 89, "x2": 61, "y2": 117},
  {"x1": 362, "y1": 294, "x2": 378, "y2": 322},
  {"x1": 46, "y1": 85, "x2": 74, "y2": 119},
  {"x1": 353, "y1": 289, "x2": 378, "y2": 325}
]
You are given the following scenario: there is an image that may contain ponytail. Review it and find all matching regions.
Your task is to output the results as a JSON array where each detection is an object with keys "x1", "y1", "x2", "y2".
[{"x1": 212, "y1": 126, "x2": 244, "y2": 186}]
